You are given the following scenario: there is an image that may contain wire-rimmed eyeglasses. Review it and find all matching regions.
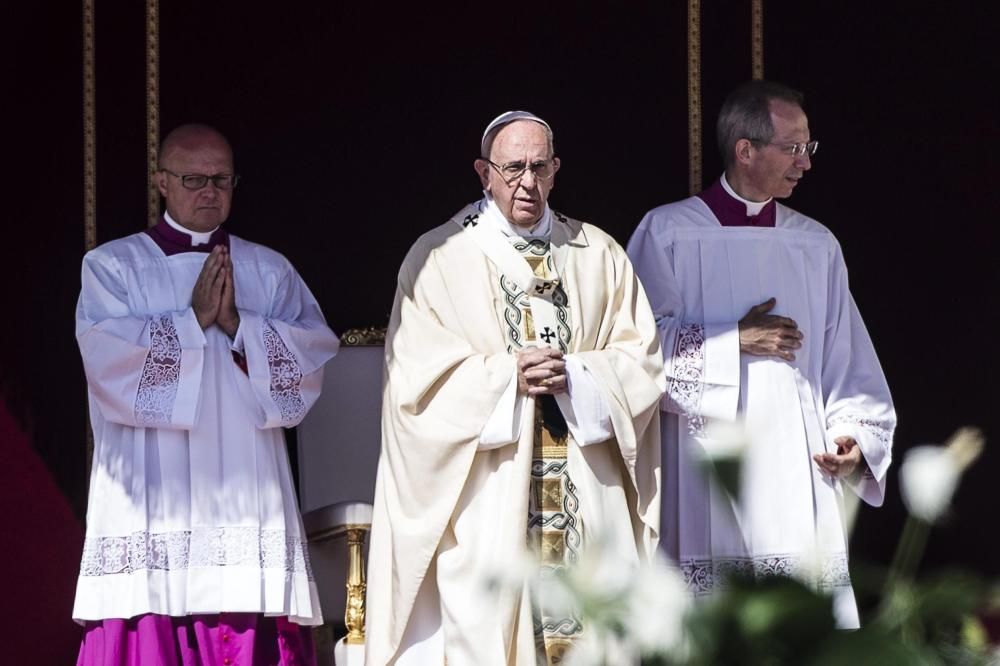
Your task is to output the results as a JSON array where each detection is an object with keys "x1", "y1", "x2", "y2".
[
  {"x1": 749, "y1": 139, "x2": 819, "y2": 157},
  {"x1": 485, "y1": 158, "x2": 557, "y2": 185},
  {"x1": 160, "y1": 168, "x2": 240, "y2": 190}
]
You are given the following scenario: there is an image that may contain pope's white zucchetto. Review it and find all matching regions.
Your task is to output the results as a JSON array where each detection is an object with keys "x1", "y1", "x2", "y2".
[{"x1": 481, "y1": 110, "x2": 551, "y2": 156}]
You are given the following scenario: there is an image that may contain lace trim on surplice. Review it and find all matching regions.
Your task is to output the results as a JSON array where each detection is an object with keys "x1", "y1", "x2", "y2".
[
  {"x1": 135, "y1": 315, "x2": 181, "y2": 425},
  {"x1": 262, "y1": 320, "x2": 306, "y2": 422},
  {"x1": 680, "y1": 552, "x2": 851, "y2": 596},
  {"x1": 79, "y1": 527, "x2": 314, "y2": 580},
  {"x1": 666, "y1": 322, "x2": 707, "y2": 434},
  {"x1": 827, "y1": 413, "x2": 893, "y2": 449}
]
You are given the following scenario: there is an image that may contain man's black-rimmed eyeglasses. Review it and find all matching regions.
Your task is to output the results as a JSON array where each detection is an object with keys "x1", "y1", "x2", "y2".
[{"x1": 160, "y1": 168, "x2": 240, "y2": 191}]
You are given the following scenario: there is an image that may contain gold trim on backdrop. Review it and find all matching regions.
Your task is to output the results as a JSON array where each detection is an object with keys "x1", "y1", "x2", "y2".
[
  {"x1": 83, "y1": 0, "x2": 96, "y2": 475},
  {"x1": 83, "y1": 0, "x2": 96, "y2": 252},
  {"x1": 752, "y1": 0, "x2": 764, "y2": 80},
  {"x1": 146, "y1": 0, "x2": 160, "y2": 227},
  {"x1": 687, "y1": 0, "x2": 702, "y2": 196}
]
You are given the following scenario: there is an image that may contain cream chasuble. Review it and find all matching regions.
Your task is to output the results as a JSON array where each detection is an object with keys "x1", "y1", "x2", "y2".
[{"x1": 365, "y1": 200, "x2": 665, "y2": 665}]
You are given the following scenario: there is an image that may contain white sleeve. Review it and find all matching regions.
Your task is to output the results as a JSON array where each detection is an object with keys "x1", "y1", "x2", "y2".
[
  {"x1": 236, "y1": 264, "x2": 340, "y2": 429},
  {"x1": 230, "y1": 326, "x2": 246, "y2": 353},
  {"x1": 821, "y1": 240, "x2": 896, "y2": 506},
  {"x1": 76, "y1": 251, "x2": 207, "y2": 429},
  {"x1": 478, "y1": 366, "x2": 526, "y2": 449},
  {"x1": 627, "y1": 217, "x2": 741, "y2": 423},
  {"x1": 553, "y1": 354, "x2": 613, "y2": 446}
]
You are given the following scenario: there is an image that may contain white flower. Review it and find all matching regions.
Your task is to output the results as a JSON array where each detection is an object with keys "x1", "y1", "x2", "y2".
[
  {"x1": 899, "y1": 446, "x2": 959, "y2": 523},
  {"x1": 566, "y1": 628, "x2": 637, "y2": 666},
  {"x1": 698, "y1": 418, "x2": 749, "y2": 461},
  {"x1": 899, "y1": 428, "x2": 983, "y2": 524},
  {"x1": 533, "y1": 566, "x2": 578, "y2": 624},
  {"x1": 495, "y1": 531, "x2": 694, "y2": 664},
  {"x1": 570, "y1": 537, "x2": 633, "y2": 602},
  {"x1": 479, "y1": 548, "x2": 538, "y2": 594},
  {"x1": 626, "y1": 552, "x2": 690, "y2": 657}
]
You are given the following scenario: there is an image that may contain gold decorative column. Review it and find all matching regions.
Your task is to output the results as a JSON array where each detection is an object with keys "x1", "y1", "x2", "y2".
[
  {"x1": 146, "y1": 0, "x2": 160, "y2": 227},
  {"x1": 344, "y1": 526, "x2": 368, "y2": 645},
  {"x1": 752, "y1": 0, "x2": 764, "y2": 80},
  {"x1": 687, "y1": 0, "x2": 702, "y2": 196},
  {"x1": 83, "y1": 0, "x2": 97, "y2": 252},
  {"x1": 83, "y1": 0, "x2": 97, "y2": 473}
]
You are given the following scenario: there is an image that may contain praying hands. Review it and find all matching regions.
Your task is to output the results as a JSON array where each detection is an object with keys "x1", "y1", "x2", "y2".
[{"x1": 192, "y1": 245, "x2": 240, "y2": 337}]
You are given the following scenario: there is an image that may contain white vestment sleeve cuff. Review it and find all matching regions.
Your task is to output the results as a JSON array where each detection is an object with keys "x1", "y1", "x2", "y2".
[
  {"x1": 169, "y1": 308, "x2": 208, "y2": 428},
  {"x1": 827, "y1": 421, "x2": 890, "y2": 506},
  {"x1": 554, "y1": 355, "x2": 613, "y2": 446},
  {"x1": 478, "y1": 366, "x2": 524, "y2": 450},
  {"x1": 174, "y1": 307, "x2": 208, "y2": 349},
  {"x1": 700, "y1": 321, "x2": 741, "y2": 421},
  {"x1": 229, "y1": 315, "x2": 246, "y2": 354}
]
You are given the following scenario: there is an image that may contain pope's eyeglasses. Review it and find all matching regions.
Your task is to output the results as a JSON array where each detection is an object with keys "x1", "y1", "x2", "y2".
[{"x1": 485, "y1": 158, "x2": 557, "y2": 185}]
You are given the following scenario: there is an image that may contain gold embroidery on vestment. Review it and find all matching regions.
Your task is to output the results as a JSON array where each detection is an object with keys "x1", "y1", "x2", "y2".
[{"x1": 525, "y1": 255, "x2": 549, "y2": 280}]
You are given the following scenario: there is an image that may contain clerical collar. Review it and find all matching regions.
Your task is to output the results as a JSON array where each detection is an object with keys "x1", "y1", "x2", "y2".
[
  {"x1": 145, "y1": 214, "x2": 230, "y2": 256},
  {"x1": 697, "y1": 175, "x2": 777, "y2": 228},
  {"x1": 164, "y1": 211, "x2": 218, "y2": 246},
  {"x1": 720, "y1": 173, "x2": 772, "y2": 216},
  {"x1": 480, "y1": 193, "x2": 552, "y2": 239}
]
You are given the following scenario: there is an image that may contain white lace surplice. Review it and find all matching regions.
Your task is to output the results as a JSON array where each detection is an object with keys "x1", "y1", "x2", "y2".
[
  {"x1": 73, "y1": 232, "x2": 339, "y2": 625},
  {"x1": 628, "y1": 197, "x2": 895, "y2": 628}
]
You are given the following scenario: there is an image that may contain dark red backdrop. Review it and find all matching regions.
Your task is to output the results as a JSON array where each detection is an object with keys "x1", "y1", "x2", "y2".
[{"x1": 2, "y1": 2, "x2": 996, "y2": 662}]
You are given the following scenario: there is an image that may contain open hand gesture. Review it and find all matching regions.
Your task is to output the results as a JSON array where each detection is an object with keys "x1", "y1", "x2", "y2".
[{"x1": 814, "y1": 436, "x2": 864, "y2": 479}]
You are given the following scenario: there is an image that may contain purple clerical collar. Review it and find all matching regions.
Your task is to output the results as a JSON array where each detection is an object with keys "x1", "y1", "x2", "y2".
[
  {"x1": 698, "y1": 178, "x2": 776, "y2": 228},
  {"x1": 145, "y1": 217, "x2": 230, "y2": 256}
]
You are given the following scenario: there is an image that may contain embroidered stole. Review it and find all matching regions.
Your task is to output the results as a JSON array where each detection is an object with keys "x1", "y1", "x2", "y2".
[{"x1": 456, "y1": 210, "x2": 582, "y2": 664}]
